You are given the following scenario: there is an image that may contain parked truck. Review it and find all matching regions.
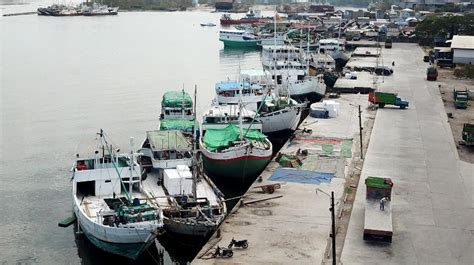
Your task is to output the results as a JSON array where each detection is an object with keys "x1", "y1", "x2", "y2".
[
  {"x1": 384, "y1": 39, "x2": 392, "y2": 49},
  {"x1": 462, "y1": 123, "x2": 474, "y2": 146},
  {"x1": 426, "y1": 67, "x2": 438, "y2": 81},
  {"x1": 368, "y1": 91, "x2": 409, "y2": 109},
  {"x1": 364, "y1": 176, "x2": 394, "y2": 243},
  {"x1": 453, "y1": 89, "x2": 468, "y2": 109}
]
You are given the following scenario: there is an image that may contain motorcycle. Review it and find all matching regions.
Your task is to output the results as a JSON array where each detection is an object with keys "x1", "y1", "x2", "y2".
[
  {"x1": 228, "y1": 238, "x2": 248, "y2": 249},
  {"x1": 212, "y1": 246, "x2": 233, "y2": 258}
]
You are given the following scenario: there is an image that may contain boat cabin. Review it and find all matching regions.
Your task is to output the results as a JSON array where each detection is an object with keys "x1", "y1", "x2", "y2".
[
  {"x1": 161, "y1": 91, "x2": 194, "y2": 120},
  {"x1": 74, "y1": 152, "x2": 140, "y2": 198},
  {"x1": 139, "y1": 130, "x2": 192, "y2": 169},
  {"x1": 202, "y1": 105, "x2": 262, "y2": 131}
]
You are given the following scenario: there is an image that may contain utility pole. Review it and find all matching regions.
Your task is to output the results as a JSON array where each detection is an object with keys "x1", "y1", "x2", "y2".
[
  {"x1": 359, "y1": 105, "x2": 363, "y2": 160},
  {"x1": 331, "y1": 191, "x2": 336, "y2": 265}
]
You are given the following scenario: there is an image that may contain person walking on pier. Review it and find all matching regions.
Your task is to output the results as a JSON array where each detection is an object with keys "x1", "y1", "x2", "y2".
[{"x1": 380, "y1": 197, "x2": 388, "y2": 211}]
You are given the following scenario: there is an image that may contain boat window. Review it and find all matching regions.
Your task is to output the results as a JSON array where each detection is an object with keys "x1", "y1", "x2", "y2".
[{"x1": 77, "y1": 181, "x2": 95, "y2": 196}]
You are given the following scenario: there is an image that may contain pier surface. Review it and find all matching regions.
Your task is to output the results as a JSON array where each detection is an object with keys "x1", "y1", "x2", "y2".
[
  {"x1": 194, "y1": 93, "x2": 373, "y2": 264},
  {"x1": 341, "y1": 43, "x2": 473, "y2": 264},
  {"x1": 195, "y1": 43, "x2": 473, "y2": 264}
]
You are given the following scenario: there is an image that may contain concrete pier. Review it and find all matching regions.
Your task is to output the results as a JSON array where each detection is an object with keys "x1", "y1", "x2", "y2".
[
  {"x1": 341, "y1": 43, "x2": 473, "y2": 264},
  {"x1": 194, "y1": 93, "x2": 375, "y2": 264},
  {"x1": 193, "y1": 43, "x2": 473, "y2": 265}
]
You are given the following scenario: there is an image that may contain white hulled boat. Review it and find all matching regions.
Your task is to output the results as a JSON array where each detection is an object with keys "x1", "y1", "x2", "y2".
[
  {"x1": 72, "y1": 130, "x2": 163, "y2": 260},
  {"x1": 214, "y1": 73, "x2": 304, "y2": 135}
]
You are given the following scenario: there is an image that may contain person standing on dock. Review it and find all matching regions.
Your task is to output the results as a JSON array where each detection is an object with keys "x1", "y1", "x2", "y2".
[{"x1": 380, "y1": 197, "x2": 388, "y2": 211}]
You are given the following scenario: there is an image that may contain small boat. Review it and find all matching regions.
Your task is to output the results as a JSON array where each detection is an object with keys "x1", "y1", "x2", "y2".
[
  {"x1": 82, "y1": 3, "x2": 118, "y2": 16},
  {"x1": 219, "y1": 29, "x2": 259, "y2": 48},
  {"x1": 200, "y1": 22, "x2": 216, "y2": 27},
  {"x1": 72, "y1": 130, "x2": 164, "y2": 260}
]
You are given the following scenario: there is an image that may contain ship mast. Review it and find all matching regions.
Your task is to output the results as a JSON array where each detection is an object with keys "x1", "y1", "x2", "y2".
[
  {"x1": 129, "y1": 137, "x2": 134, "y2": 199},
  {"x1": 192, "y1": 85, "x2": 197, "y2": 200}
]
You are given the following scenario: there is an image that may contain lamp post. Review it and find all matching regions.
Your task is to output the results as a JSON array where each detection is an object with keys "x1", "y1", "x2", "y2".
[{"x1": 316, "y1": 188, "x2": 336, "y2": 265}]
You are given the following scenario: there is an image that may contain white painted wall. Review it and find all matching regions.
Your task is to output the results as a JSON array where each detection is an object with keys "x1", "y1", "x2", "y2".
[{"x1": 453, "y1": 49, "x2": 474, "y2": 64}]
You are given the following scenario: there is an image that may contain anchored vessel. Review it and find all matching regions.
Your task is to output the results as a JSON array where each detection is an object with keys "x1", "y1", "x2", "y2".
[
  {"x1": 262, "y1": 45, "x2": 326, "y2": 103},
  {"x1": 214, "y1": 77, "x2": 302, "y2": 135},
  {"x1": 200, "y1": 96, "x2": 273, "y2": 179},
  {"x1": 220, "y1": 9, "x2": 271, "y2": 26},
  {"x1": 219, "y1": 29, "x2": 259, "y2": 48},
  {"x1": 72, "y1": 130, "x2": 163, "y2": 260},
  {"x1": 139, "y1": 130, "x2": 227, "y2": 239},
  {"x1": 160, "y1": 90, "x2": 197, "y2": 134}
]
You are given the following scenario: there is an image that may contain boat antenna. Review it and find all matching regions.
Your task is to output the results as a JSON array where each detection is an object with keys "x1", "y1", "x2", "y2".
[
  {"x1": 192, "y1": 84, "x2": 198, "y2": 200},
  {"x1": 129, "y1": 137, "x2": 134, "y2": 199},
  {"x1": 273, "y1": 12, "x2": 277, "y2": 95},
  {"x1": 238, "y1": 81, "x2": 244, "y2": 141},
  {"x1": 182, "y1": 83, "x2": 185, "y2": 119},
  {"x1": 307, "y1": 20, "x2": 310, "y2": 73},
  {"x1": 193, "y1": 84, "x2": 197, "y2": 143}
]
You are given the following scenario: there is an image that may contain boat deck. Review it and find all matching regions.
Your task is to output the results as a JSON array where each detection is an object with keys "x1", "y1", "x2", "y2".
[
  {"x1": 141, "y1": 170, "x2": 220, "y2": 207},
  {"x1": 77, "y1": 191, "x2": 147, "y2": 219}
]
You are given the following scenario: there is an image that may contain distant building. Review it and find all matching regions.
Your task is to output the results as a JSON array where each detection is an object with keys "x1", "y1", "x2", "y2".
[
  {"x1": 309, "y1": 4, "x2": 335, "y2": 13},
  {"x1": 451, "y1": 35, "x2": 474, "y2": 64},
  {"x1": 215, "y1": 0, "x2": 233, "y2": 10},
  {"x1": 397, "y1": 0, "x2": 461, "y2": 8}
]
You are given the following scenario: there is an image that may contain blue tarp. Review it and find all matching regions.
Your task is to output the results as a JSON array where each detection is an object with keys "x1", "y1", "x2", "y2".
[
  {"x1": 269, "y1": 168, "x2": 335, "y2": 185},
  {"x1": 215, "y1": 81, "x2": 261, "y2": 91}
]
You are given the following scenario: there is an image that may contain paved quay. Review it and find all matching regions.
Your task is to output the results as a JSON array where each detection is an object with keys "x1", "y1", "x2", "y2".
[
  {"x1": 194, "y1": 93, "x2": 374, "y2": 264},
  {"x1": 341, "y1": 43, "x2": 473, "y2": 265}
]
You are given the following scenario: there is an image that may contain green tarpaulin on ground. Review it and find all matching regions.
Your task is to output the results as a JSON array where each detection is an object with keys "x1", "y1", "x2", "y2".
[
  {"x1": 160, "y1": 119, "x2": 196, "y2": 132},
  {"x1": 365, "y1": 176, "x2": 393, "y2": 189},
  {"x1": 203, "y1": 124, "x2": 267, "y2": 151},
  {"x1": 162, "y1": 91, "x2": 193, "y2": 108}
]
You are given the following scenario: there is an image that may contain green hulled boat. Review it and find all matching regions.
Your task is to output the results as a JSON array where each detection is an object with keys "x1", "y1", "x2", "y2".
[{"x1": 199, "y1": 123, "x2": 272, "y2": 179}]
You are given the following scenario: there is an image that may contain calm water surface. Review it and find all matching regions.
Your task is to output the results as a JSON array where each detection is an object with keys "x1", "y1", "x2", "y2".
[{"x1": 1, "y1": 7, "x2": 264, "y2": 264}]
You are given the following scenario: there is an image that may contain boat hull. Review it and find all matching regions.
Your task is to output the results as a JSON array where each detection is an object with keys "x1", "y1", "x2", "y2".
[
  {"x1": 81, "y1": 227, "x2": 155, "y2": 260},
  {"x1": 220, "y1": 39, "x2": 258, "y2": 48},
  {"x1": 164, "y1": 219, "x2": 217, "y2": 238},
  {"x1": 220, "y1": 19, "x2": 269, "y2": 25},
  {"x1": 260, "y1": 106, "x2": 301, "y2": 134},
  {"x1": 74, "y1": 202, "x2": 159, "y2": 260},
  {"x1": 290, "y1": 91, "x2": 324, "y2": 104},
  {"x1": 202, "y1": 152, "x2": 271, "y2": 179}
]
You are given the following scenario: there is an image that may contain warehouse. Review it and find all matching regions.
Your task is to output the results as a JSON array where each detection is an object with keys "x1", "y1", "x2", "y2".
[{"x1": 451, "y1": 35, "x2": 474, "y2": 65}]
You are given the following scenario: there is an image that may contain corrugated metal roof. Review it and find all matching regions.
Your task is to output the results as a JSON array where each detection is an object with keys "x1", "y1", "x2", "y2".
[{"x1": 451, "y1": 35, "x2": 474, "y2": 50}]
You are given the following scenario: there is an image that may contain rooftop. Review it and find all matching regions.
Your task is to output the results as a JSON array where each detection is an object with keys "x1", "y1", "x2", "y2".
[{"x1": 451, "y1": 35, "x2": 474, "y2": 50}]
